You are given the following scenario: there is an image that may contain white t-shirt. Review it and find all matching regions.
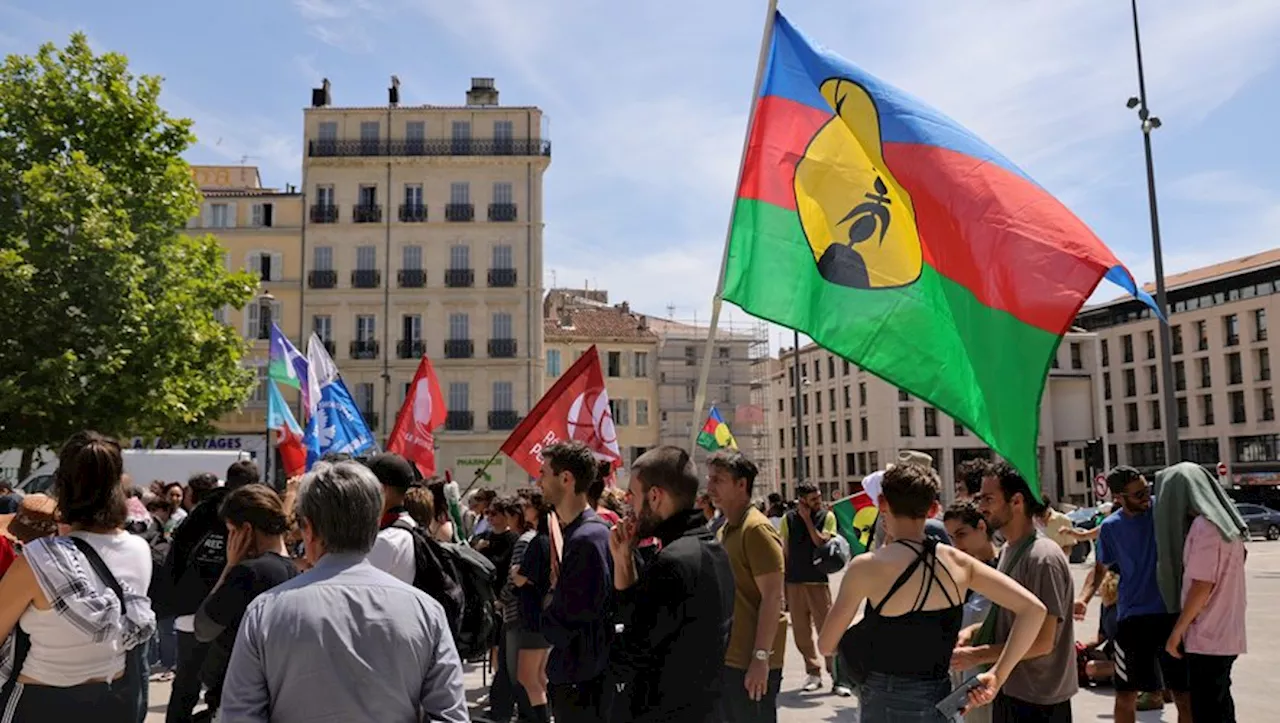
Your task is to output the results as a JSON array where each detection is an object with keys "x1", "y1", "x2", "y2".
[
  {"x1": 368, "y1": 513, "x2": 417, "y2": 584},
  {"x1": 19, "y1": 530, "x2": 153, "y2": 686}
]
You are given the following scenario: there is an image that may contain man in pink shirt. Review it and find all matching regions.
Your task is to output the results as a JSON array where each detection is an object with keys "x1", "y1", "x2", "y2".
[{"x1": 1158, "y1": 463, "x2": 1249, "y2": 723}]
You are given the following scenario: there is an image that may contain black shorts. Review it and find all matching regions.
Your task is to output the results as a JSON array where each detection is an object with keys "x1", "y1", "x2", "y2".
[{"x1": 1114, "y1": 613, "x2": 1188, "y2": 692}]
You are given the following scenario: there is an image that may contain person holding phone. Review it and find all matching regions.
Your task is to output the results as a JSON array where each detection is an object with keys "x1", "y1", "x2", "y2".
[{"x1": 817, "y1": 463, "x2": 1046, "y2": 722}]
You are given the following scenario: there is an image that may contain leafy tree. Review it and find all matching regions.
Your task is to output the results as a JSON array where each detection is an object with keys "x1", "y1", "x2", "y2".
[{"x1": 0, "y1": 34, "x2": 257, "y2": 479}]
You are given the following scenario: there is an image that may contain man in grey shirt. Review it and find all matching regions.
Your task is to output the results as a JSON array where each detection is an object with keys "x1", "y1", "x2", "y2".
[{"x1": 220, "y1": 461, "x2": 468, "y2": 723}]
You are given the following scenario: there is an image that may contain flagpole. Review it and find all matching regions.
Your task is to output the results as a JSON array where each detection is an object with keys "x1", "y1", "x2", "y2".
[
  {"x1": 689, "y1": 0, "x2": 779, "y2": 452},
  {"x1": 458, "y1": 448, "x2": 504, "y2": 499}
]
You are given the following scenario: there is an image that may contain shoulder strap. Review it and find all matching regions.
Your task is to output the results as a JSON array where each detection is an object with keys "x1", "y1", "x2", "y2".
[
  {"x1": 868, "y1": 541, "x2": 928, "y2": 615},
  {"x1": 68, "y1": 537, "x2": 127, "y2": 604}
]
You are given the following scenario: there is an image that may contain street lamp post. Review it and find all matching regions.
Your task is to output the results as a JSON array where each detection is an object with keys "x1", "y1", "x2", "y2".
[
  {"x1": 259, "y1": 290, "x2": 276, "y2": 486},
  {"x1": 792, "y1": 330, "x2": 805, "y2": 494},
  {"x1": 1128, "y1": 0, "x2": 1180, "y2": 465}
]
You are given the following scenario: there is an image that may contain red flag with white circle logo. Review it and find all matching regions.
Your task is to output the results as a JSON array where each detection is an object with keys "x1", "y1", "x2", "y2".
[
  {"x1": 387, "y1": 355, "x2": 447, "y2": 477},
  {"x1": 500, "y1": 345, "x2": 623, "y2": 477}
]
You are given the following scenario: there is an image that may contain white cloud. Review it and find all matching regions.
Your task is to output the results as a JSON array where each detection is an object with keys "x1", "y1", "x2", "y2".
[{"x1": 290, "y1": 0, "x2": 380, "y2": 53}]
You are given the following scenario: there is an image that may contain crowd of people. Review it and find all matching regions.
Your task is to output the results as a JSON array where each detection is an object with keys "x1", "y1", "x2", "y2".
[{"x1": 0, "y1": 430, "x2": 1254, "y2": 723}]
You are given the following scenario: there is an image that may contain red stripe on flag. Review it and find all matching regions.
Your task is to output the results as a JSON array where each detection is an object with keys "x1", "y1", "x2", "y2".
[{"x1": 737, "y1": 95, "x2": 828, "y2": 211}]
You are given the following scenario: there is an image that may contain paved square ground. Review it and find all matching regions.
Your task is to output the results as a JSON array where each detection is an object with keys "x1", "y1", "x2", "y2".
[{"x1": 145, "y1": 540, "x2": 1280, "y2": 721}]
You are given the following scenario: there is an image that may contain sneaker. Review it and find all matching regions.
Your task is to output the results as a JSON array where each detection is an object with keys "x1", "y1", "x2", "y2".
[
  {"x1": 833, "y1": 684, "x2": 854, "y2": 697},
  {"x1": 802, "y1": 674, "x2": 823, "y2": 692}
]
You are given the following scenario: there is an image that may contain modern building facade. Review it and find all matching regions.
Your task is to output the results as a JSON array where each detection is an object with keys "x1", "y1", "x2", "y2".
[
  {"x1": 543, "y1": 290, "x2": 660, "y2": 482},
  {"x1": 300, "y1": 77, "x2": 549, "y2": 488},
  {"x1": 1078, "y1": 249, "x2": 1280, "y2": 487},
  {"x1": 189, "y1": 165, "x2": 304, "y2": 466},
  {"x1": 767, "y1": 330, "x2": 1104, "y2": 506}
]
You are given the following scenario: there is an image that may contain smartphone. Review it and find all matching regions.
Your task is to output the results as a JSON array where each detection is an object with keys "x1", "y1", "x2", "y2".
[{"x1": 935, "y1": 674, "x2": 982, "y2": 718}]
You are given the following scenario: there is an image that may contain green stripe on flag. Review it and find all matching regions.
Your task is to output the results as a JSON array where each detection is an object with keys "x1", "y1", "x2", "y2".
[{"x1": 723, "y1": 198, "x2": 1058, "y2": 494}]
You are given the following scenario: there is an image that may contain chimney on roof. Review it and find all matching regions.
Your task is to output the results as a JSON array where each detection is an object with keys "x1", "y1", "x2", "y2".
[
  {"x1": 558, "y1": 310, "x2": 573, "y2": 328},
  {"x1": 311, "y1": 78, "x2": 331, "y2": 108},
  {"x1": 619, "y1": 301, "x2": 630, "y2": 314},
  {"x1": 389, "y1": 75, "x2": 400, "y2": 107},
  {"x1": 467, "y1": 77, "x2": 498, "y2": 106},
  {"x1": 638, "y1": 314, "x2": 648, "y2": 330}
]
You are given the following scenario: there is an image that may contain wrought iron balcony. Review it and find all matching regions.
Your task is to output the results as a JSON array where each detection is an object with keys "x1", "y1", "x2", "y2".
[
  {"x1": 487, "y1": 268, "x2": 517, "y2": 287},
  {"x1": 488, "y1": 410, "x2": 520, "y2": 431},
  {"x1": 398, "y1": 269, "x2": 427, "y2": 288},
  {"x1": 399, "y1": 203, "x2": 427, "y2": 222},
  {"x1": 444, "y1": 268, "x2": 475, "y2": 288},
  {"x1": 397, "y1": 339, "x2": 425, "y2": 359},
  {"x1": 321, "y1": 340, "x2": 335, "y2": 356},
  {"x1": 444, "y1": 339, "x2": 474, "y2": 359},
  {"x1": 308, "y1": 138, "x2": 552, "y2": 158},
  {"x1": 308, "y1": 270, "x2": 337, "y2": 289},
  {"x1": 353, "y1": 204, "x2": 383, "y2": 223},
  {"x1": 310, "y1": 204, "x2": 338, "y2": 223},
  {"x1": 445, "y1": 203, "x2": 475, "y2": 222},
  {"x1": 488, "y1": 203, "x2": 518, "y2": 222},
  {"x1": 350, "y1": 340, "x2": 379, "y2": 360},
  {"x1": 488, "y1": 338, "x2": 518, "y2": 358},
  {"x1": 351, "y1": 269, "x2": 382, "y2": 289},
  {"x1": 445, "y1": 410, "x2": 474, "y2": 431}
]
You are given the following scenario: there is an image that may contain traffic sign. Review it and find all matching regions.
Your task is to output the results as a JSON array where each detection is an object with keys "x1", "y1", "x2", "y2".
[
  {"x1": 1217, "y1": 462, "x2": 1228, "y2": 477},
  {"x1": 1093, "y1": 474, "x2": 1109, "y2": 500}
]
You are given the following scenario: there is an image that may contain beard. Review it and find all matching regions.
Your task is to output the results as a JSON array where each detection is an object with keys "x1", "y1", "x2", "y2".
[{"x1": 634, "y1": 496, "x2": 662, "y2": 539}]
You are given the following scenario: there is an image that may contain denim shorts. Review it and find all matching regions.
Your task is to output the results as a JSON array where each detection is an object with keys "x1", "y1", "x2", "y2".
[{"x1": 858, "y1": 672, "x2": 952, "y2": 723}]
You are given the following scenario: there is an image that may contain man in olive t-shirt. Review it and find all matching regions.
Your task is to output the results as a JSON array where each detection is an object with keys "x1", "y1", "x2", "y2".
[{"x1": 707, "y1": 451, "x2": 788, "y2": 723}]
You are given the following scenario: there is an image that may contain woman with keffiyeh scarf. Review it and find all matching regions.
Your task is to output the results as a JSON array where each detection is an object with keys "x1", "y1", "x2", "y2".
[
  {"x1": 0, "y1": 432, "x2": 155, "y2": 722},
  {"x1": 1154, "y1": 462, "x2": 1250, "y2": 723}
]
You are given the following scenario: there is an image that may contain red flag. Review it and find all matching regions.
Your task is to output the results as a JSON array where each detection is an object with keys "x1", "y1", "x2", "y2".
[
  {"x1": 276, "y1": 427, "x2": 307, "y2": 479},
  {"x1": 387, "y1": 356, "x2": 447, "y2": 476},
  {"x1": 500, "y1": 345, "x2": 623, "y2": 477}
]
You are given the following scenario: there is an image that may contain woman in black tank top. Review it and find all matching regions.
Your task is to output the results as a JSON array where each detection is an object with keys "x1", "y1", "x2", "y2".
[{"x1": 816, "y1": 464, "x2": 1049, "y2": 722}]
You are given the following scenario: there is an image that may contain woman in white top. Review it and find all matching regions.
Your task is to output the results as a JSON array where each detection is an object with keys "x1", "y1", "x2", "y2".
[{"x1": 0, "y1": 431, "x2": 155, "y2": 722}]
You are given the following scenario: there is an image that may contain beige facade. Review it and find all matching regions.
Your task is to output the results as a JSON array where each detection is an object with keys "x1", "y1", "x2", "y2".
[
  {"x1": 543, "y1": 293, "x2": 660, "y2": 483},
  {"x1": 300, "y1": 78, "x2": 549, "y2": 489},
  {"x1": 188, "y1": 166, "x2": 304, "y2": 441},
  {"x1": 1078, "y1": 249, "x2": 1280, "y2": 486},
  {"x1": 765, "y1": 331, "x2": 1104, "y2": 506}
]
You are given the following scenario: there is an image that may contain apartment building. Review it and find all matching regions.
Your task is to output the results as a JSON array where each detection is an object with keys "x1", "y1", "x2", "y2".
[
  {"x1": 189, "y1": 165, "x2": 304, "y2": 466},
  {"x1": 649, "y1": 317, "x2": 771, "y2": 470},
  {"x1": 301, "y1": 77, "x2": 550, "y2": 489},
  {"x1": 1078, "y1": 249, "x2": 1280, "y2": 486},
  {"x1": 767, "y1": 331, "x2": 1103, "y2": 505},
  {"x1": 543, "y1": 291, "x2": 660, "y2": 481}
]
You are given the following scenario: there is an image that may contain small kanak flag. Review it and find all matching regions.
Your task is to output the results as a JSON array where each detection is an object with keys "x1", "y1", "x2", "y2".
[
  {"x1": 697, "y1": 406, "x2": 738, "y2": 451},
  {"x1": 387, "y1": 355, "x2": 447, "y2": 477},
  {"x1": 268, "y1": 324, "x2": 311, "y2": 410},
  {"x1": 267, "y1": 379, "x2": 307, "y2": 479},
  {"x1": 500, "y1": 344, "x2": 623, "y2": 477},
  {"x1": 831, "y1": 489, "x2": 878, "y2": 556}
]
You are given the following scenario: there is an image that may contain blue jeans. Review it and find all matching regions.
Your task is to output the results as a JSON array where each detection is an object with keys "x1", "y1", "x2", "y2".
[
  {"x1": 150, "y1": 617, "x2": 178, "y2": 670},
  {"x1": 858, "y1": 672, "x2": 951, "y2": 723}
]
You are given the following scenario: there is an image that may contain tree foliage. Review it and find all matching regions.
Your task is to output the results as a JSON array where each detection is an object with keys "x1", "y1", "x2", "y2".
[{"x1": 0, "y1": 34, "x2": 257, "y2": 463}]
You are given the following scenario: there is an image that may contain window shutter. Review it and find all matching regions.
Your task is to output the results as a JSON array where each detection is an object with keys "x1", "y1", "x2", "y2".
[
  {"x1": 224, "y1": 202, "x2": 237, "y2": 228},
  {"x1": 252, "y1": 204, "x2": 263, "y2": 226},
  {"x1": 247, "y1": 303, "x2": 260, "y2": 337},
  {"x1": 271, "y1": 301, "x2": 283, "y2": 327},
  {"x1": 271, "y1": 252, "x2": 284, "y2": 281},
  {"x1": 201, "y1": 203, "x2": 212, "y2": 227},
  {"x1": 246, "y1": 252, "x2": 261, "y2": 277}
]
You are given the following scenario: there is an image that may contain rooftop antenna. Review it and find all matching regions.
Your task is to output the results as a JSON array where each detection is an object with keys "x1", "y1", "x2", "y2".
[
  {"x1": 550, "y1": 269, "x2": 557, "y2": 287},
  {"x1": 666, "y1": 303, "x2": 676, "y2": 319}
]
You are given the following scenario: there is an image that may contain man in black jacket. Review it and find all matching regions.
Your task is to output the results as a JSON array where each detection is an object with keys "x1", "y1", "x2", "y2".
[
  {"x1": 608, "y1": 446, "x2": 735, "y2": 723},
  {"x1": 157, "y1": 460, "x2": 260, "y2": 723}
]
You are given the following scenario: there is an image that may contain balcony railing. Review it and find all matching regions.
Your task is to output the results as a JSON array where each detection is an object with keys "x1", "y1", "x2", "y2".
[
  {"x1": 308, "y1": 138, "x2": 552, "y2": 158},
  {"x1": 489, "y1": 410, "x2": 520, "y2": 431},
  {"x1": 445, "y1": 410, "x2": 474, "y2": 431},
  {"x1": 321, "y1": 340, "x2": 335, "y2": 356},
  {"x1": 445, "y1": 203, "x2": 475, "y2": 222},
  {"x1": 308, "y1": 270, "x2": 337, "y2": 289},
  {"x1": 399, "y1": 204, "x2": 427, "y2": 222},
  {"x1": 310, "y1": 204, "x2": 338, "y2": 223},
  {"x1": 444, "y1": 268, "x2": 475, "y2": 288},
  {"x1": 353, "y1": 204, "x2": 383, "y2": 223},
  {"x1": 444, "y1": 339, "x2": 474, "y2": 359},
  {"x1": 350, "y1": 340, "x2": 379, "y2": 360},
  {"x1": 488, "y1": 338, "x2": 518, "y2": 358},
  {"x1": 398, "y1": 269, "x2": 427, "y2": 288},
  {"x1": 488, "y1": 203, "x2": 518, "y2": 222},
  {"x1": 351, "y1": 269, "x2": 381, "y2": 289},
  {"x1": 487, "y1": 268, "x2": 517, "y2": 287},
  {"x1": 397, "y1": 339, "x2": 425, "y2": 359}
]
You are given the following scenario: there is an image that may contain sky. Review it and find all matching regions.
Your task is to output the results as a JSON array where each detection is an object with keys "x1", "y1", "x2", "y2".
[{"x1": 3, "y1": 0, "x2": 1280, "y2": 352}]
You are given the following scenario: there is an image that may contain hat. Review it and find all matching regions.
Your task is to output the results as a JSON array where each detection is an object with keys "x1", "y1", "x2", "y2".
[
  {"x1": 367, "y1": 453, "x2": 417, "y2": 490},
  {"x1": 0, "y1": 493, "x2": 58, "y2": 543},
  {"x1": 894, "y1": 450, "x2": 934, "y2": 468}
]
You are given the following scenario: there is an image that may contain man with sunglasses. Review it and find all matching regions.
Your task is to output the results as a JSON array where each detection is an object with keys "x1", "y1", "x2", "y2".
[{"x1": 1076, "y1": 466, "x2": 1191, "y2": 723}]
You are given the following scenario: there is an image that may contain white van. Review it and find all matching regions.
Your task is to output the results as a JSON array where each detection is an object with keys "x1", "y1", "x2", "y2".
[{"x1": 18, "y1": 449, "x2": 248, "y2": 495}]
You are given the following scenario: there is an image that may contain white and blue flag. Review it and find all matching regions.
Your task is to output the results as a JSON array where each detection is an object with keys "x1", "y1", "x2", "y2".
[{"x1": 303, "y1": 333, "x2": 376, "y2": 465}]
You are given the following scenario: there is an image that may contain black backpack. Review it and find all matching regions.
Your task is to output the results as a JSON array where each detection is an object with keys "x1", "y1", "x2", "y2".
[{"x1": 391, "y1": 521, "x2": 499, "y2": 661}]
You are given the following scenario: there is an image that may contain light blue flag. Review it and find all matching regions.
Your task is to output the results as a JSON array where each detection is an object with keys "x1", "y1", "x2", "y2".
[{"x1": 303, "y1": 378, "x2": 376, "y2": 466}]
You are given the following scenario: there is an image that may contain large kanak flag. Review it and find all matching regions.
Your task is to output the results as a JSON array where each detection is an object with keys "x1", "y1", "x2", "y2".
[
  {"x1": 500, "y1": 345, "x2": 623, "y2": 477},
  {"x1": 387, "y1": 356, "x2": 447, "y2": 477}
]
